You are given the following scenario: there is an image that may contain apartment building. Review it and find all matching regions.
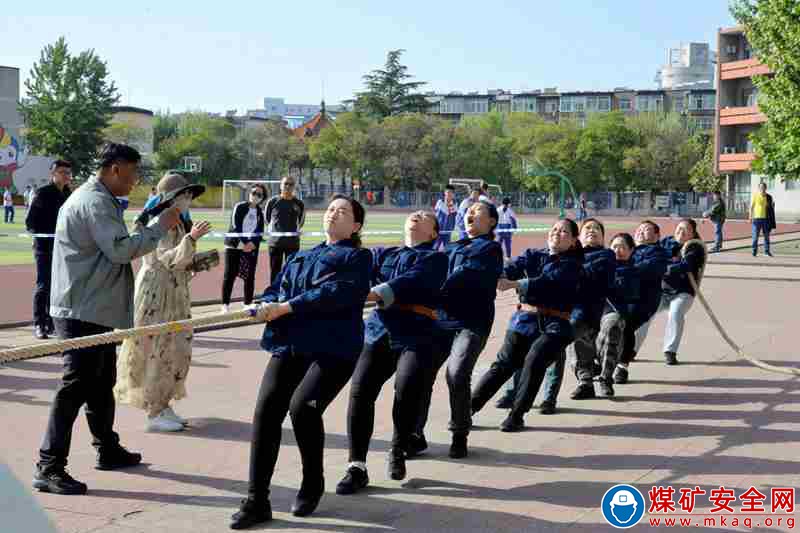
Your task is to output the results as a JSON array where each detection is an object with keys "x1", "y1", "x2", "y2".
[{"x1": 714, "y1": 26, "x2": 798, "y2": 217}]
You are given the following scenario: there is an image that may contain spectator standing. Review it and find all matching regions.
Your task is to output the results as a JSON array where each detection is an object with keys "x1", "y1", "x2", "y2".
[
  {"x1": 221, "y1": 184, "x2": 267, "y2": 312},
  {"x1": 3, "y1": 188, "x2": 13, "y2": 223},
  {"x1": 455, "y1": 186, "x2": 480, "y2": 240},
  {"x1": 434, "y1": 185, "x2": 457, "y2": 250},
  {"x1": 702, "y1": 190, "x2": 726, "y2": 252},
  {"x1": 497, "y1": 197, "x2": 518, "y2": 259},
  {"x1": 750, "y1": 182, "x2": 775, "y2": 257},
  {"x1": 24, "y1": 185, "x2": 34, "y2": 211},
  {"x1": 32, "y1": 143, "x2": 181, "y2": 496},
  {"x1": 264, "y1": 176, "x2": 305, "y2": 283},
  {"x1": 25, "y1": 160, "x2": 73, "y2": 339}
]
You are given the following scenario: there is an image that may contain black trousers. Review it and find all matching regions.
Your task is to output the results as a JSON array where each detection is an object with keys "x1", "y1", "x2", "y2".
[
  {"x1": 33, "y1": 242, "x2": 54, "y2": 328},
  {"x1": 347, "y1": 336, "x2": 428, "y2": 462},
  {"x1": 471, "y1": 327, "x2": 573, "y2": 419},
  {"x1": 38, "y1": 319, "x2": 120, "y2": 471},
  {"x1": 247, "y1": 354, "x2": 355, "y2": 499},
  {"x1": 620, "y1": 314, "x2": 649, "y2": 364},
  {"x1": 221, "y1": 248, "x2": 257, "y2": 305},
  {"x1": 268, "y1": 245, "x2": 299, "y2": 284}
]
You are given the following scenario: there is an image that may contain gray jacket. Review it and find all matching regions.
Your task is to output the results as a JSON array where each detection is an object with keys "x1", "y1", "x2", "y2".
[{"x1": 50, "y1": 176, "x2": 166, "y2": 329}]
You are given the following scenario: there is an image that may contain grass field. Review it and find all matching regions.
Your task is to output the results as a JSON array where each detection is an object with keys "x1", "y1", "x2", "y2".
[{"x1": 0, "y1": 207, "x2": 558, "y2": 266}]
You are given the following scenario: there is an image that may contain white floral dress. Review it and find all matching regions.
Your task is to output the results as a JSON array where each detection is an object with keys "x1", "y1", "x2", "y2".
[{"x1": 114, "y1": 223, "x2": 196, "y2": 416}]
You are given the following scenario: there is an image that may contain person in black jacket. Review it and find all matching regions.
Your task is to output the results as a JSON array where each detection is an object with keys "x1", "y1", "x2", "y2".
[
  {"x1": 471, "y1": 219, "x2": 584, "y2": 432},
  {"x1": 221, "y1": 184, "x2": 267, "y2": 312},
  {"x1": 613, "y1": 220, "x2": 669, "y2": 384},
  {"x1": 264, "y1": 176, "x2": 305, "y2": 283},
  {"x1": 632, "y1": 218, "x2": 706, "y2": 366},
  {"x1": 230, "y1": 195, "x2": 372, "y2": 530},
  {"x1": 335, "y1": 211, "x2": 448, "y2": 495},
  {"x1": 25, "y1": 160, "x2": 72, "y2": 339}
]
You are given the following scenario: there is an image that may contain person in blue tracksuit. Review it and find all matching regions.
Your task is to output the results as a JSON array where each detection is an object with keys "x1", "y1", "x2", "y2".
[
  {"x1": 230, "y1": 195, "x2": 372, "y2": 530},
  {"x1": 567, "y1": 218, "x2": 620, "y2": 399},
  {"x1": 434, "y1": 185, "x2": 458, "y2": 250},
  {"x1": 604, "y1": 232, "x2": 640, "y2": 372},
  {"x1": 497, "y1": 197, "x2": 518, "y2": 260},
  {"x1": 471, "y1": 219, "x2": 584, "y2": 432},
  {"x1": 634, "y1": 218, "x2": 707, "y2": 366},
  {"x1": 612, "y1": 220, "x2": 669, "y2": 385},
  {"x1": 335, "y1": 211, "x2": 448, "y2": 496},
  {"x1": 413, "y1": 201, "x2": 503, "y2": 459}
]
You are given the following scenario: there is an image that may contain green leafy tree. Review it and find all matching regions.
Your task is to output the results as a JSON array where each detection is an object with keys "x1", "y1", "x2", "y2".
[
  {"x1": 732, "y1": 0, "x2": 800, "y2": 180},
  {"x1": 19, "y1": 37, "x2": 119, "y2": 177},
  {"x1": 354, "y1": 50, "x2": 428, "y2": 119},
  {"x1": 688, "y1": 133, "x2": 724, "y2": 192},
  {"x1": 576, "y1": 112, "x2": 637, "y2": 191},
  {"x1": 103, "y1": 122, "x2": 150, "y2": 152},
  {"x1": 153, "y1": 112, "x2": 179, "y2": 152}
]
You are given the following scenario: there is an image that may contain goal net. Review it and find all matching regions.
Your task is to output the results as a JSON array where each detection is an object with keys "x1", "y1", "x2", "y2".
[
  {"x1": 221, "y1": 179, "x2": 286, "y2": 221},
  {"x1": 448, "y1": 178, "x2": 503, "y2": 196}
]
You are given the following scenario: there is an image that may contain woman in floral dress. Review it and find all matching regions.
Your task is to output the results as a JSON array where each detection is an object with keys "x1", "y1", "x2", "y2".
[{"x1": 114, "y1": 173, "x2": 212, "y2": 432}]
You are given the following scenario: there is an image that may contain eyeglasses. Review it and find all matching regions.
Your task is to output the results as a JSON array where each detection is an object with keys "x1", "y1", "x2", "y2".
[
  {"x1": 282, "y1": 182, "x2": 296, "y2": 188},
  {"x1": 250, "y1": 191, "x2": 263, "y2": 198}
]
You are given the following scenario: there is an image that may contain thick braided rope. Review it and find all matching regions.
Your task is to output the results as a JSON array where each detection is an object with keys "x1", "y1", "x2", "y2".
[
  {"x1": 0, "y1": 308, "x2": 261, "y2": 365},
  {"x1": 688, "y1": 273, "x2": 800, "y2": 376}
]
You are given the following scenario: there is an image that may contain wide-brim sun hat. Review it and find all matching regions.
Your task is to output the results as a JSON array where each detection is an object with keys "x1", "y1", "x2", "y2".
[{"x1": 156, "y1": 173, "x2": 205, "y2": 203}]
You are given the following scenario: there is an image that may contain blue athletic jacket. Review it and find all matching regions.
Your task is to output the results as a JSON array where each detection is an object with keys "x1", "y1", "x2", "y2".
[
  {"x1": 259, "y1": 239, "x2": 372, "y2": 362},
  {"x1": 571, "y1": 246, "x2": 616, "y2": 327},
  {"x1": 364, "y1": 241, "x2": 448, "y2": 349},
  {"x1": 437, "y1": 234, "x2": 504, "y2": 336},
  {"x1": 661, "y1": 237, "x2": 706, "y2": 297},
  {"x1": 503, "y1": 248, "x2": 583, "y2": 338},
  {"x1": 629, "y1": 242, "x2": 669, "y2": 321}
]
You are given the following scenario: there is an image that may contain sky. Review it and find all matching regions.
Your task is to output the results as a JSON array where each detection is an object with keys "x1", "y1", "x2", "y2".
[{"x1": 3, "y1": 1, "x2": 736, "y2": 114}]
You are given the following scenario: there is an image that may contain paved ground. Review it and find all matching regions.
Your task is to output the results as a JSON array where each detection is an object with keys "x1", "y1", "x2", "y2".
[
  {"x1": 1, "y1": 249, "x2": 800, "y2": 532},
  {"x1": 2, "y1": 214, "x2": 800, "y2": 324}
]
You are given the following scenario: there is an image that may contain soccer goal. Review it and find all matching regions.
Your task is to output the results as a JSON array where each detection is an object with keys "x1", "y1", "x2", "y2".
[
  {"x1": 448, "y1": 178, "x2": 503, "y2": 195},
  {"x1": 221, "y1": 179, "x2": 287, "y2": 219}
]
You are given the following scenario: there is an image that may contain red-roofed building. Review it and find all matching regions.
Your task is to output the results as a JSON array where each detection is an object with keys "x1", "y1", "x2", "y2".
[{"x1": 291, "y1": 101, "x2": 333, "y2": 140}]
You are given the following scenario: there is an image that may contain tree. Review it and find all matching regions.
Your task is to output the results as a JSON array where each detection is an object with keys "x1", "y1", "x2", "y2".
[
  {"x1": 576, "y1": 112, "x2": 637, "y2": 191},
  {"x1": 732, "y1": 0, "x2": 800, "y2": 180},
  {"x1": 103, "y1": 122, "x2": 150, "y2": 152},
  {"x1": 19, "y1": 37, "x2": 119, "y2": 177},
  {"x1": 688, "y1": 133, "x2": 724, "y2": 192},
  {"x1": 354, "y1": 50, "x2": 429, "y2": 119},
  {"x1": 153, "y1": 112, "x2": 179, "y2": 152}
]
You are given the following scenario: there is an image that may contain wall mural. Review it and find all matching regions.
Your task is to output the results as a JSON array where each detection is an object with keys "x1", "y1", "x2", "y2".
[{"x1": 0, "y1": 123, "x2": 26, "y2": 189}]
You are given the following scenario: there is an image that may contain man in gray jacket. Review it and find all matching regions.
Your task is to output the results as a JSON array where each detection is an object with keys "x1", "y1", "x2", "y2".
[
  {"x1": 33, "y1": 144, "x2": 181, "y2": 496},
  {"x1": 703, "y1": 190, "x2": 726, "y2": 252}
]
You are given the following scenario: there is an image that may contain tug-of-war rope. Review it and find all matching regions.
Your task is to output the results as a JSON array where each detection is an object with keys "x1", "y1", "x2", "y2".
[{"x1": 0, "y1": 277, "x2": 797, "y2": 376}]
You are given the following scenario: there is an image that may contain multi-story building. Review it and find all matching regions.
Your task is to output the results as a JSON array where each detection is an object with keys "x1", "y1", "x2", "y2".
[
  {"x1": 558, "y1": 91, "x2": 613, "y2": 126},
  {"x1": 655, "y1": 42, "x2": 716, "y2": 90},
  {"x1": 250, "y1": 97, "x2": 346, "y2": 129},
  {"x1": 714, "y1": 26, "x2": 796, "y2": 216}
]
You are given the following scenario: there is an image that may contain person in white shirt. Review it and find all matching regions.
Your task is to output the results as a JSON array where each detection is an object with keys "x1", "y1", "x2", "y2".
[
  {"x1": 497, "y1": 197, "x2": 518, "y2": 259},
  {"x1": 3, "y1": 188, "x2": 14, "y2": 223}
]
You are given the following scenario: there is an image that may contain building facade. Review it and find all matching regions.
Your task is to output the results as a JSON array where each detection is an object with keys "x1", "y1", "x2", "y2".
[
  {"x1": 655, "y1": 42, "x2": 716, "y2": 90},
  {"x1": 714, "y1": 26, "x2": 798, "y2": 217}
]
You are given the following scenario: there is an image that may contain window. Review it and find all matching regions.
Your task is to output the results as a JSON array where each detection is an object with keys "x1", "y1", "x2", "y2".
[
  {"x1": 528, "y1": 101, "x2": 535, "y2": 111},
  {"x1": 618, "y1": 97, "x2": 632, "y2": 110},
  {"x1": 786, "y1": 179, "x2": 800, "y2": 191},
  {"x1": 703, "y1": 94, "x2": 715, "y2": 110},
  {"x1": 636, "y1": 95, "x2": 662, "y2": 112},
  {"x1": 598, "y1": 96, "x2": 611, "y2": 111},
  {"x1": 672, "y1": 96, "x2": 684, "y2": 112},
  {"x1": 545, "y1": 101, "x2": 558, "y2": 113},
  {"x1": 696, "y1": 117, "x2": 713, "y2": 130},
  {"x1": 560, "y1": 96, "x2": 573, "y2": 112},
  {"x1": 586, "y1": 96, "x2": 597, "y2": 111}
]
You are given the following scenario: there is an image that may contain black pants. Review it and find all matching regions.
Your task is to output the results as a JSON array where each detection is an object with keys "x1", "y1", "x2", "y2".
[
  {"x1": 620, "y1": 314, "x2": 649, "y2": 364},
  {"x1": 33, "y1": 243, "x2": 54, "y2": 328},
  {"x1": 268, "y1": 245, "x2": 299, "y2": 284},
  {"x1": 38, "y1": 319, "x2": 120, "y2": 471},
  {"x1": 222, "y1": 248, "x2": 257, "y2": 305},
  {"x1": 247, "y1": 354, "x2": 355, "y2": 499},
  {"x1": 471, "y1": 328, "x2": 573, "y2": 419},
  {"x1": 347, "y1": 336, "x2": 428, "y2": 462}
]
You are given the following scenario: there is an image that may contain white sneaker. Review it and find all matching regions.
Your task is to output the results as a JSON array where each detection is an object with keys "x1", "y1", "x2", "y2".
[
  {"x1": 146, "y1": 412, "x2": 184, "y2": 432},
  {"x1": 162, "y1": 406, "x2": 188, "y2": 426},
  {"x1": 220, "y1": 304, "x2": 230, "y2": 314}
]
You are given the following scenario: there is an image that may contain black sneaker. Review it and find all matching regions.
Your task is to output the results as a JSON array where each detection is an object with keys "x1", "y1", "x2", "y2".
[
  {"x1": 494, "y1": 392, "x2": 514, "y2": 409},
  {"x1": 32, "y1": 468, "x2": 87, "y2": 495},
  {"x1": 230, "y1": 497, "x2": 272, "y2": 530},
  {"x1": 387, "y1": 447, "x2": 406, "y2": 480},
  {"x1": 34, "y1": 325, "x2": 48, "y2": 340},
  {"x1": 448, "y1": 434, "x2": 468, "y2": 459},
  {"x1": 500, "y1": 414, "x2": 524, "y2": 432},
  {"x1": 291, "y1": 477, "x2": 324, "y2": 517},
  {"x1": 335, "y1": 466, "x2": 369, "y2": 495},
  {"x1": 613, "y1": 365, "x2": 629, "y2": 385},
  {"x1": 664, "y1": 351, "x2": 679, "y2": 366},
  {"x1": 597, "y1": 379, "x2": 615, "y2": 397},
  {"x1": 570, "y1": 382, "x2": 596, "y2": 400},
  {"x1": 539, "y1": 401, "x2": 556, "y2": 415},
  {"x1": 405, "y1": 433, "x2": 428, "y2": 459},
  {"x1": 766, "y1": 251, "x2": 773, "y2": 257},
  {"x1": 95, "y1": 445, "x2": 142, "y2": 471}
]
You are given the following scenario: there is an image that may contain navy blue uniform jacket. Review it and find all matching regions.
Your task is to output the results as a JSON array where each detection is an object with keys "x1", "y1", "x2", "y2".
[
  {"x1": 572, "y1": 246, "x2": 616, "y2": 328},
  {"x1": 436, "y1": 234, "x2": 504, "y2": 336},
  {"x1": 259, "y1": 239, "x2": 372, "y2": 362},
  {"x1": 628, "y1": 243, "x2": 669, "y2": 322},
  {"x1": 661, "y1": 237, "x2": 705, "y2": 297},
  {"x1": 504, "y1": 248, "x2": 583, "y2": 338},
  {"x1": 364, "y1": 242, "x2": 448, "y2": 349}
]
